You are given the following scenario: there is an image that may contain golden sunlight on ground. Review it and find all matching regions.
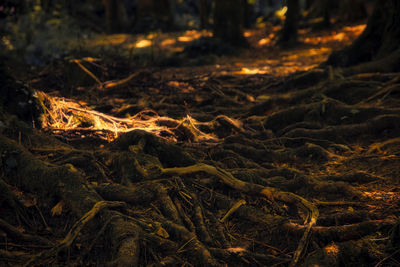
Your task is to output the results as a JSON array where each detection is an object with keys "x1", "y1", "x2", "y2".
[
  {"x1": 84, "y1": 23, "x2": 365, "y2": 78},
  {"x1": 87, "y1": 30, "x2": 212, "y2": 52},
  {"x1": 233, "y1": 24, "x2": 365, "y2": 76},
  {"x1": 234, "y1": 67, "x2": 269, "y2": 75},
  {"x1": 301, "y1": 24, "x2": 365, "y2": 45},
  {"x1": 135, "y1": 39, "x2": 152, "y2": 48}
]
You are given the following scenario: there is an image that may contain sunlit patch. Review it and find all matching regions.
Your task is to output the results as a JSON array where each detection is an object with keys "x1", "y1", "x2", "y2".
[
  {"x1": 343, "y1": 24, "x2": 366, "y2": 32},
  {"x1": 147, "y1": 33, "x2": 158, "y2": 39},
  {"x1": 324, "y1": 243, "x2": 339, "y2": 255},
  {"x1": 302, "y1": 24, "x2": 365, "y2": 45},
  {"x1": 258, "y1": 34, "x2": 274, "y2": 46},
  {"x1": 234, "y1": 67, "x2": 269, "y2": 75},
  {"x1": 177, "y1": 30, "x2": 212, "y2": 43},
  {"x1": 244, "y1": 31, "x2": 254, "y2": 37},
  {"x1": 178, "y1": 36, "x2": 193, "y2": 42},
  {"x1": 161, "y1": 38, "x2": 176, "y2": 47},
  {"x1": 332, "y1": 32, "x2": 345, "y2": 41},
  {"x1": 227, "y1": 247, "x2": 246, "y2": 254},
  {"x1": 135, "y1": 39, "x2": 152, "y2": 48}
]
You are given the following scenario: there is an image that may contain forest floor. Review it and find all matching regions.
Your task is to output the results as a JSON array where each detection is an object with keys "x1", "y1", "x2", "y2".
[{"x1": 1, "y1": 23, "x2": 400, "y2": 266}]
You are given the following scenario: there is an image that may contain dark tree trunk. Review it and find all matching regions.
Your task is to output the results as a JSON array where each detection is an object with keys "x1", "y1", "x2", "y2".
[
  {"x1": 242, "y1": 0, "x2": 255, "y2": 28},
  {"x1": 0, "y1": 60, "x2": 39, "y2": 123},
  {"x1": 306, "y1": 0, "x2": 314, "y2": 9},
  {"x1": 213, "y1": 0, "x2": 247, "y2": 46},
  {"x1": 326, "y1": 0, "x2": 400, "y2": 73},
  {"x1": 279, "y1": 0, "x2": 300, "y2": 46},
  {"x1": 135, "y1": 0, "x2": 173, "y2": 32},
  {"x1": 198, "y1": 0, "x2": 210, "y2": 29},
  {"x1": 322, "y1": 0, "x2": 331, "y2": 27},
  {"x1": 104, "y1": 0, "x2": 122, "y2": 33},
  {"x1": 338, "y1": 0, "x2": 369, "y2": 23},
  {"x1": 305, "y1": 0, "x2": 333, "y2": 28}
]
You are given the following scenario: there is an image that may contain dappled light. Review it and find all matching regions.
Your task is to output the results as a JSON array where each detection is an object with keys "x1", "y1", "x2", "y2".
[
  {"x1": 234, "y1": 67, "x2": 269, "y2": 75},
  {"x1": 302, "y1": 24, "x2": 366, "y2": 45},
  {"x1": 134, "y1": 39, "x2": 152, "y2": 48}
]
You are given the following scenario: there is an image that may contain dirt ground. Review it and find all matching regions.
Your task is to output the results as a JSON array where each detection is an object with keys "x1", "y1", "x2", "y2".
[{"x1": 1, "y1": 23, "x2": 400, "y2": 266}]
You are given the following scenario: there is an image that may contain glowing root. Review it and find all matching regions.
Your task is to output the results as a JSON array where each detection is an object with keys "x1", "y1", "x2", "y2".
[
  {"x1": 161, "y1": 163, "x2": 319, "y2": 267},
  {"x1": 36, "y1": 91, "x2": 220, "y2": 142}
]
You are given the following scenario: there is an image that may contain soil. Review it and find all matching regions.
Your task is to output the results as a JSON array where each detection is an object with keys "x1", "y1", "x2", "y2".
[{"x1": 1, "y1": 24, "x2": 399, "y2": 266}]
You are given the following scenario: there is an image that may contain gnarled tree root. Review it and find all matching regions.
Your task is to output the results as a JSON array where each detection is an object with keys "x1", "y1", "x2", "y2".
[
  {"x1": 0, "y1": 135, "x2": 142, "y2": 265},
  {"x1": 160, "y1": 163, "x2": 319, "y2": 266},
  {"x1": 24, "y1": 201, "x2": 125, "y2": 267}
]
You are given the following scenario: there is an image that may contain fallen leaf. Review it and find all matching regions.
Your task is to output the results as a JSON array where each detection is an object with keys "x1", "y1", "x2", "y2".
[{"x1": 51, "y1": 200, "x2": 64, "y2": 216}]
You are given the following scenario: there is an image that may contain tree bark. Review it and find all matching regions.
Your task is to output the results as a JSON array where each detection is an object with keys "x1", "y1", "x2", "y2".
[
  {"x1": 326, "y1": 0, "x2": 400, "y2": 71},
  {"x1": 338, "y1": 0, "x2": 369, "y2": 23},
  {"x1": 213, "y1": 0, "x2": 247, "y2": 46},
  {"x1": 198, "y1": 0, "x2": 210, "y2": 29},
  {"x1": 135, "y1": 0, "x2": 174, "y2": 32},
  {"x1": 104, "y1": 0, "x2": 126, "y2": 33},
  {"x1": 279, "y1": 0, "x2": 300, "y2": 46}
]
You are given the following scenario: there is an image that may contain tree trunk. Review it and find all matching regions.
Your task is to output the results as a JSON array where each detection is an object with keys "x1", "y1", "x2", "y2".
[
  {"x1": 213, "y1": 0, "x2": 247, "y2": 46},
  {"x1": 326, "y1": 0, "x2": 400, "y2": 73},
  {"x1": 338, "y1": 0, "x2": 369, "y2": 23},
  {"x1": 104, "y1": 0, "x2": 121, "y2": 33},
  {"x1": 305, "y1": 0, "x2": 334, "y2": 28},
  {"x1": 322, "y1": 0, "x2": 331, "y2": 27},
  {"x1": 198, "y1": 0, "x2": 210, "y2": 29},
  {"x1": 279, "y1": 0, "x2": 300, "y2": 46},
  {"x1": 0, "y1": 61, "x2": 39, "y2": 123},
  {"x1": 135, "y1": 0, "x2": 174, "y2": 32},
  {"x1": 242, "y1": 0, "x2": 255, "y2": 28}
]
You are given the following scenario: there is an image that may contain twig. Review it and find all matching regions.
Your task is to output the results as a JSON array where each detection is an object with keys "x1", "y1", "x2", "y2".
[
  {"x1": 220, "y1": 199, "x2": 246, "y2": 223},
  {"x1": 73, "y1": 59, "x2": 103, "y2": 89},
  {"x1": 375, "y1": 248, "x2": 400, "y2": 267}
]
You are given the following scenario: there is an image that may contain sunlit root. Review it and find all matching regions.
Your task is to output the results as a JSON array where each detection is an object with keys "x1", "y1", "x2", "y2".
[
  {"x1": 160, "y1": 163, "x2": 319, "y2": 266},
  {"x1": 220, "y1": 199, "x2": 246, "y2": 223},
  {"x1": 37, "y1": 92, "x2": 222, "y2": 142},
  {"x1": 72, "y1": 59, "x2": 103, "y2": 88}
]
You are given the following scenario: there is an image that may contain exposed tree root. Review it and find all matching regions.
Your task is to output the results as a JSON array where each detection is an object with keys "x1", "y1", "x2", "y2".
[
  {"x1": 160, "y1": 163, "x2": 319, "y2": 266},
  {"x1": 2, "y1": 36, "x2": 400, "y2": 266},
  {"x1": 24, "y1": 201, "x2": 125, "y2": 267}
]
